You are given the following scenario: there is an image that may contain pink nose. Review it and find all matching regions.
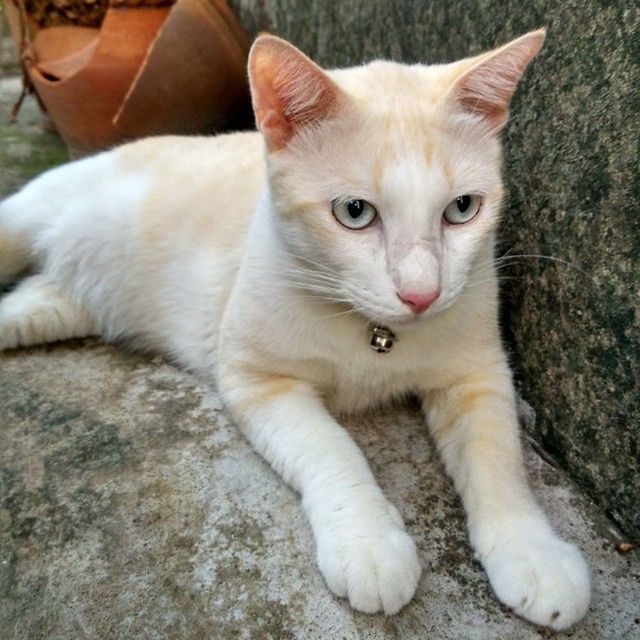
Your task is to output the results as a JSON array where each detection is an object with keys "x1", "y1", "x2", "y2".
[{"x1": 397, "y1": 290, "x2": 440, "y2": 314}]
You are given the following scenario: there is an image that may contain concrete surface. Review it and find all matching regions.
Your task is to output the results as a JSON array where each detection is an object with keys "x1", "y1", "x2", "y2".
[
  {"x1": 230, "y1": 0, "x2": 640, "y2": 546},
  {"x1": 0, "y1": 341, "x2": 640, "y2": 640},
  {"x1": 1, "y1": 340, "x2": 639, "y2": 639},
  {"x1": 0, "y1": 78, "x2": 639, "y2": 640}
]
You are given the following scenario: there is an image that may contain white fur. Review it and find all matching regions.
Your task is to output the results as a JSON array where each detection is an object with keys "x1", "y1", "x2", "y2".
[{"x1": 0, "y1": 33, "x2": 589, "y2": 629}]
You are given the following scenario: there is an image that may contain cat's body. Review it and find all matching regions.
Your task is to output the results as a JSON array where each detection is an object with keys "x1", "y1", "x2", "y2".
[{"x1": 0, "y1": 32, "x2": 591, "y2": 629}]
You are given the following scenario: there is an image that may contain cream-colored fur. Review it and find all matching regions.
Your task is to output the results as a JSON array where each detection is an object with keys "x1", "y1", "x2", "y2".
[{"x1": 0, "y1": 31, "x2": 590, "y2": 629}]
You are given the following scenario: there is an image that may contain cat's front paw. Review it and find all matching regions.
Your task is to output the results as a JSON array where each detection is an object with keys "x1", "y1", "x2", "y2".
[
  {"x1": 316, "y1": 514, "x2": 421, "y2": 614},
  {"x1": 481, "y1": 525, "x2": 590, "y2": 630}
]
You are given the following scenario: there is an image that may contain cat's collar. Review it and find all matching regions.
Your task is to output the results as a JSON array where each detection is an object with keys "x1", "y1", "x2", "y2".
[{"x1": 369, "y1": 325, "x2": 396, "y2": 353}]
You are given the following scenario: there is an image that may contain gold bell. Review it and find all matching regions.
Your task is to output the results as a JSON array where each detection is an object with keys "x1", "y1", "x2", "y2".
[{"x1": 369, "y1": 325, "x2": 396, "y2": 353}]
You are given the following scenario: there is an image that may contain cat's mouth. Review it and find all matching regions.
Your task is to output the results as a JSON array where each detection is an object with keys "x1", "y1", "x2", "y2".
[
  {"x1": 307, "y1": 286, "x2": 443, "y2": 328},
  {"x1": 345, "y1": 284, "x2": 447, "y2": 327}
]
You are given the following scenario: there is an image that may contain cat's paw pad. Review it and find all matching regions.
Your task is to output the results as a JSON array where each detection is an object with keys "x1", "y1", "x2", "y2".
[
  {"x1": 483, "y1": 533, "x2": 590, "y2": 630},
  {"x1": 317, "y1": 525, "x2": 421, "y2": 615}
]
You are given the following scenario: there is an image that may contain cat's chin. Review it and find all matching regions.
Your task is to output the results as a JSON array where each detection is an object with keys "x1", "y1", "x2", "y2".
[
  {"x1": 366, "y1": 311, "x2": 438, "y2": 330},
  {"x1": 367, "y1": 302, "x2": 448, "y2": 327}
]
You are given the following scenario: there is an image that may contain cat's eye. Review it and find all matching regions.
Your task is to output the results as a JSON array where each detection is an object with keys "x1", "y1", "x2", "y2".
[
  {"x1": 443, "y1": 195, "x2": 481, "y2": 225},
  {"x1": 332, "y1": 198, "x2": 377, "y2": 230}
]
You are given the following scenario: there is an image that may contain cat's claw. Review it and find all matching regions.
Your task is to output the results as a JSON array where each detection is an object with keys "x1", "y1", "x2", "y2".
[
  {"x1": 316, "y1": 522, "x2": 421, "y2": 614},
  {"x1": 481, "y1": 528, "x2": 590, "y2": 630}
]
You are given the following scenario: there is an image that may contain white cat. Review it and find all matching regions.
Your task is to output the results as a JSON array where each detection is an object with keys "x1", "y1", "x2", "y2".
[{"x1": 0, "y1": 30, "x2": 591, "y2": 629}]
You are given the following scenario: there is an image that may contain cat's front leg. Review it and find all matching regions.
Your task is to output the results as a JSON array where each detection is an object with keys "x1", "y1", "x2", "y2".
[
  {"x1": 422, "y1": 369, "x2": 590, "y2": 630},
  {"x1": 219, "y1": 367, "x2": 421, "y2": 614}
]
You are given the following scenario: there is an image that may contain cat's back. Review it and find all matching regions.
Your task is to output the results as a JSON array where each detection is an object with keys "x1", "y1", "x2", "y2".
[
  {"x1": 115, "y1": 131, "x2": 266, "y2": 249},
  {"x1": 7, "y1": 130, "x2": 266, "y2": 254},
  {"x1": 115, "y1": 131, "x2": 265, "y2": 198}
]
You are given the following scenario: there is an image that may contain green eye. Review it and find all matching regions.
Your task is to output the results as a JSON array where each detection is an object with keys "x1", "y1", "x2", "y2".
[
  {"x1": 443, "y1": 195, "x2": 481, "y2": 225},
  {"x1": 332, "y1": 198, "x2": 377, "y2": 230}
]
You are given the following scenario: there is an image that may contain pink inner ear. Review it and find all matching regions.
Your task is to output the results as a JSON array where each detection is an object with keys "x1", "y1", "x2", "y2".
[
  {"x1": 457, "y1": 63, "x2": 522, "y2": 123},
  {"x1": 452, "y1": 31, "x2": 545, "y2": 128},
  {"x1": 249, "y1": 37, "x2": 341, "y2": 150}
]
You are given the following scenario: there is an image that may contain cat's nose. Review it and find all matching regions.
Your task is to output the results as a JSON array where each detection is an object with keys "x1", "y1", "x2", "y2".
[{"x1": 397, "y1": 290, "x2": 440, "y2": 314}]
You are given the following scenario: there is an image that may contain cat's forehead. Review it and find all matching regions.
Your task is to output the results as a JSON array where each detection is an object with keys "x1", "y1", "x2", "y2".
[
  {"x1": 277, "y1": 60, "x2": 501, "y2": 203},
  {"x1": 329, "y1": 60, "x2": 463, "y2": 112},
  {"x1": 326, "y1": 60, "x2": 483, "y2": 159}
]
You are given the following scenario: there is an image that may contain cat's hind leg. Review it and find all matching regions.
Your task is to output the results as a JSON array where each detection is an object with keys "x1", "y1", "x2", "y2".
[{"x1": 0, "y1": 274, "x2": 97, "y2": 350}]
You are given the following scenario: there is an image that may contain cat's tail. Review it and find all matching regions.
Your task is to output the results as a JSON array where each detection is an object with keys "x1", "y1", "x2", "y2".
[
  {"x1": 0, "y1": 192, "x2": 33, "y2": 284},
  {"x1": 0, "y1": 173, "x2": 57, "y2": 284}
]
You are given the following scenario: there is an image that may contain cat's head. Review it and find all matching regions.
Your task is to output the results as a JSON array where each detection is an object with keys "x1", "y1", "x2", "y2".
[{"x1": 248, "y1": 31, "x2": 545, "y2": 324}]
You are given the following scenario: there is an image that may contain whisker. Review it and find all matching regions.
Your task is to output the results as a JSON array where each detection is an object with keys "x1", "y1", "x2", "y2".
[
  {"x1": 277, "y1": 270, "x2": 342, "y2": 287},
  {"x1": 317, "y1": 307, "x2": 361, "y2": 320},
  {"x1": 273, "y1": 248, "x2": 335, "y2": 273},
  {"x1": 306, "y1": 296, "x2": 352, "y2": 305},
  {"x1": 493, "y1": 252, "x2": 588, "y2": 271}
]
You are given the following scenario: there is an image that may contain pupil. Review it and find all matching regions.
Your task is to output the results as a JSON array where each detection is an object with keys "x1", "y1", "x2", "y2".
[
  {"x1": 457, "y1": 196, "x2": 471, "y2": 212},
  {"x1": 347, "y1": 200, "x2": 363, "y2": 218}
]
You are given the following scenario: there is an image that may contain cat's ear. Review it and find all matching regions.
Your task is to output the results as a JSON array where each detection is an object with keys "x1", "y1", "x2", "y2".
[
  {"x1": 248, "y1": 35, "x2": 344, "y2": 151},
  {"x1": 446, "y1": 30, "x2": 546, "y2": 129}
]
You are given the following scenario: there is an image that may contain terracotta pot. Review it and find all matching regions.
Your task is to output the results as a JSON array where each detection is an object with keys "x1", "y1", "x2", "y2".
[{"x1": 4, "y1": 0, "x2": 251, "y2": 156}]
